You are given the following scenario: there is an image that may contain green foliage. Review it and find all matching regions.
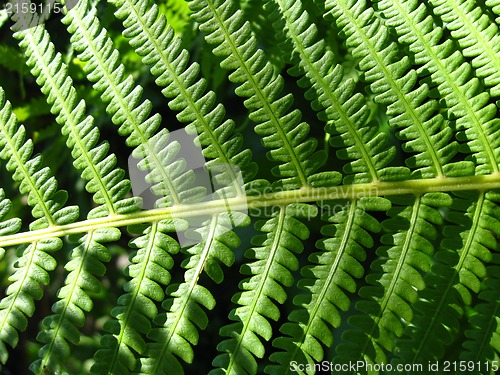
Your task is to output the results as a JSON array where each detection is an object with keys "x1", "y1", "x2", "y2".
[{"x1": 1, "y1": 0, "x2": 500, "y2": 374}]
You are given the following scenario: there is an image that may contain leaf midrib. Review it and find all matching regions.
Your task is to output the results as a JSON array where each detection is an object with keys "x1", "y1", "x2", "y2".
[{"x1": 2, "y1": 173, "x2": 500, "y2": 247}]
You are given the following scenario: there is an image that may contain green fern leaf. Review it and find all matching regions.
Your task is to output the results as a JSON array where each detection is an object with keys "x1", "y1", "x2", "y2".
[
  {"x1": 461, "y1": 274, "x2": 500, "y2": 363},
  {"x1": 267, "y1": 196, "x2": 390, "y2": 374},
  {"x1": 109, "y1": 0, "x2": 257, "y2": 188},
  {"x1": 61, "y1": 0, "x2": 189, "y2": 206},
  {"x1": 92, "y1": 131, "x2": 208, "y2": 373},
  {"x1": 485, "y1": 0, "x2": 500, "y2": 23},
  {"x1": 142, "y1": 212, "x2": 248, "y2": 374},
  {"x1": 335, "y1": 193, "x2": 451, "y2": 365},
  {"x1": 268, "y1": 0, "x2": 408, "y2": 184},
  {"x1": 188, "y1": 0, "x2": 326, "y2": 189},
  {"x1": 31, "y1": 227, "x2": 121, "y2": 373},
  {"x1": 12, "y1": 19, "x2": 139, "y2": 216},
  {"x1": 429, "y1": 0, "x2": 500, "y2": 98},
  {"x1": 394, "y1": 191, "x2": 500, "y2": 364},
  {"x1": 262, "y1": 1, "x2": 408, "y2": 368},
  {"x1": 92, "y1": 220, "x2": 183, "y2": 373},
  {"x1": 374, "y1": 0, "x2": 500, "y2": 175},
  {"x1": 2, "y1": 1, "x2": 500, "y2": 374},
  {"x1": 0, "y1": 86, "x2": 78, "y2": 365},
  {"x1": 9, "y1": 12, "x2": 156, "y2": 371},
  {"x1": 69, "y1": 1, "x2": 259, "y2": 371},
  {"x1": 321, "y1": 0, "x2": 476, "y2": 179},
  {"x1": 212, "y1": 204, "x2": 316, "y2": 374}
]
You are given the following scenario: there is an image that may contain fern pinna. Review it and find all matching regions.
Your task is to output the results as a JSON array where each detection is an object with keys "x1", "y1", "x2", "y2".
[{"x1": 1, "y1": 0, "x2": 500, "y2": 373}]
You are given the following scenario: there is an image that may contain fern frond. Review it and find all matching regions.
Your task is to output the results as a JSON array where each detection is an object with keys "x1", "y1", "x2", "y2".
[
  {"x1": 321, "y1": 0, "x2": 470, "y2": 179},
  {"x1": 268, "y1": 0, "x2": 407, "y2": 184},
  {"x1": 394, "y1": 190, "x2": 500, "y2": 364},
  {"x1": 429, "y1": 0, "x2": 500, "y2": 98},
  {"x1": 0, "y1": 87, "x2": 78, "y2": 229},
  {"x1": 374, "y1": 0, "x2": 500, "y2": 175},
  {"x1": 0, "y1": 86, "x2": 78, "y2": 364},
  {"x1": 266, "y1": 197, "x2": 389, "y2": 374},
  {"x1": 61, "y1": 0, "x2": 192, "y2": 207},
  {"x1": 2, "y1": 0, "x2": 500, "y2": 373},
  {"x1": 31, "y1": 228, "x2": 121, "y2": 373},
  {"x1": 262, "y1": 1, "x2": 409, "y2": 367},
  {"x1": 358, "y1": 0, "x2": 500, "y2": 366},
  {"x1": 211, "y1": 204, "x2": 317, "y2": 374},
  {"x1": 12, "y1": 18, "x2": 138, "y2": 216},
  {"x1": 181, "y1": 6, "x2": 335, "y2": 366},
  {"x1": 109, "y1": 0, "x2": 257, "y2": 189},
  {"x1": 180, "y1": 0, "x2": 340, "y2": 352},
  {"x1": 334, "y1": 193, "x2": 450, "y2": 365},
  {"x1": 76, "y1": 1, "x2": 260, "y2": 371},
  {"x1": 92, "y1": 220, "x2": 182, "y2": 373},
  {"x1": 461, "y1": 272, "x2": 500, "y2": 363},
  {"x1": 188, "y1": 0, "x2": 326, "y2": 189},
  {"x1": 142, "y1": 212, "x2": 248, "y2": 374},
  {"x1": 0, "y1": 239, "x2": 61, "y2": 366},
  {"x1": 92, "y1": 134, "x2": 203, "y2": 373},
  {"x1": 9, "y1": 10, "x2": 159, "y2": 371},
  {"x1": 317, "y1": 1, "x2": 495, "y2": 368}
]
